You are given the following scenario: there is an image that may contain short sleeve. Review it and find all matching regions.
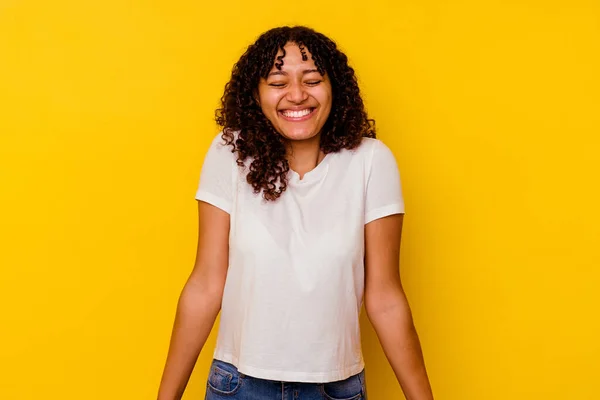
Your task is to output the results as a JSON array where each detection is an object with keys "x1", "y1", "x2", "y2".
[
  {"x1": 195, "y1": 133, "x2": 235, "y2": 214},
  {"x1": 364, "y1": 140, "x2": 405, "y2": 224}
]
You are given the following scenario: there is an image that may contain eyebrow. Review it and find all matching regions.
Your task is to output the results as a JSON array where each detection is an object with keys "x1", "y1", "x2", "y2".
[{"x1": 267, "y1": 69, "x2": 321, "y2": 77}]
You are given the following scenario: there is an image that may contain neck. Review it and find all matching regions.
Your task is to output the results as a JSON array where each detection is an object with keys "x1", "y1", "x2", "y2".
[{"x1": 286, "y1": 135, "x2": 325, "y2": 180}]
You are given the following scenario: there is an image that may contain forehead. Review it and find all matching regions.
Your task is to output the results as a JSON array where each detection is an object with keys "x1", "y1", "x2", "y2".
[
  {"x1": 270, "y1": 42, "x2": 316, "y2": 71},
  {"x1": 276, "y1": 42, "x2": 312, "y2": 58}
]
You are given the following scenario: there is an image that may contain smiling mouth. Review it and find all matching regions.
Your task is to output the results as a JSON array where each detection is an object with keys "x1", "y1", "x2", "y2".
[{"x1": 279, "y1": 108, "x2": 316, "y2": 120}]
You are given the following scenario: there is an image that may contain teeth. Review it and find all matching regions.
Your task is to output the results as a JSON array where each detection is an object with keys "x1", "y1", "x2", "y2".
[{"x1": 282, "y1": 109, "x2": 311, "y2": 118}]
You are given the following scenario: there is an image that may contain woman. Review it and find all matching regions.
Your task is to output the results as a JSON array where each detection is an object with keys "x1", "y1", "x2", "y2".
[{"x1": 158, "y1": 26, "x2": 434, "y2": 400}]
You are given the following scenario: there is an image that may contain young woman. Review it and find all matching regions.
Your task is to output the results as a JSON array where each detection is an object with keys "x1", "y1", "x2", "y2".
[{"x1": 158, "y1": 26, "x2": 434, "y2": 400}]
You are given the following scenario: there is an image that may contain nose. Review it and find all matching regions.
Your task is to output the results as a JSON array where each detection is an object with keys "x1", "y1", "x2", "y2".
[{"x1": 285, "y1": 81, "x2": 308, "y2": 104}]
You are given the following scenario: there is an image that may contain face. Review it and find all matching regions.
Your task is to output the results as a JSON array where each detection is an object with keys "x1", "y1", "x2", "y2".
[{"x1": 257, "y1": 42, "x2": 333, "y2": 142}]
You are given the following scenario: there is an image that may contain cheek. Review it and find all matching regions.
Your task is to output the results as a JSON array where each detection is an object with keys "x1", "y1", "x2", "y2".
[
  {"x1": 259, "y1": 102, "x2": 270, "y2": 117},
  {"x1": 316, "y1": 87, "x2": 333, "y2": 112},
  {"x1": 259, "y1": 92, "x2": 280, "y2": 115},
  {"x1": 318, "y1": 95, "x2": 332, "y2": 118}
]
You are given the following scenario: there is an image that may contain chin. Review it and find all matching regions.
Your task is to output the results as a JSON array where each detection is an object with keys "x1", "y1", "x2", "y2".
[{"x1": 279, "y1": 128, "x2": 320, "y2": 142}]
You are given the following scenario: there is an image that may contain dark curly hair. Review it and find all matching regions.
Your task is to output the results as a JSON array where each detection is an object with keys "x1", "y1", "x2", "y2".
[{"x1": 215, "y1": 25, "x2": 376, "y2": 201}]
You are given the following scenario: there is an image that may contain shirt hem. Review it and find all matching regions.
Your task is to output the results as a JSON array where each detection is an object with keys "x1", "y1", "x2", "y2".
[
  {"x1": 365, "y1": 203, "x2": 405, "y2": 224},
  {"x1": 213, "y1": 350, "x2": 365, "y2": 383},
  {"x1": 195, "y1": 191, "x2": 232, "y2": 214}
]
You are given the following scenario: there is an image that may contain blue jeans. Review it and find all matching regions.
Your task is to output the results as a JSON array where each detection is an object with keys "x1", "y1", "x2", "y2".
[{"x1": 205, "y1": 359, "x2": 368, "y2": 400}]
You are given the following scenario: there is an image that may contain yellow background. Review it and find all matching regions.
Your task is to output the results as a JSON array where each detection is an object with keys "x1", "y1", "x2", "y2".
[{"x1": 1, "y1": 1, "x2": 599, "y2": 399}]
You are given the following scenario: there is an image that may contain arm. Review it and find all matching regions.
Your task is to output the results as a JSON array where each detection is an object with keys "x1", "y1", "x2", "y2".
[
  {"x1": 157, "y1": 201, "x2": 230, "y2": 400},
  {"x1": 364, "y1": 214, "x2": 434, "y2": 400}
]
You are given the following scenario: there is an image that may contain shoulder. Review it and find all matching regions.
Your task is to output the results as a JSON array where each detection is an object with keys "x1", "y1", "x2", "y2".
[
  {"x1": 337, "y1": 137, "x2": 392, "y2": 161},
  {"x1": 206, "y1": 131, "x2": 238, "y2": 158},
  {"x1": 209, "y1": 130, "x2": 235, "y2": 148},
  {"x1": 359, "y1": 137, "x2": 388, "y2": 152},
  {"x1": 201, "y1": 131, "x2": 239, "y2": 172},
  {"x1": 344, "y1": 137, "x2": 399, "y2": 177}
]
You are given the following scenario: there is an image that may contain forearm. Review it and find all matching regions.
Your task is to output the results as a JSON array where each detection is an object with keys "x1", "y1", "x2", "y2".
[
  {"x1": 367, "y1": 299, "x2": 434, "y2": 400},
  {"x1": 157, "y1": 280, "x2": 222, "y2": 400}
]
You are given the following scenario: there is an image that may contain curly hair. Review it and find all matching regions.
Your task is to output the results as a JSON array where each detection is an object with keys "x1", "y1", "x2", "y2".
[{"x1": 215, "y1": 26, "x2": 376, "y2": 201}]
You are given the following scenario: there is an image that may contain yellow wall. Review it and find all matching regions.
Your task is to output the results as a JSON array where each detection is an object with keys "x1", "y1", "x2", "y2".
[{"x1": 1, "y1": 1, "x2": 599, "y2": 399}]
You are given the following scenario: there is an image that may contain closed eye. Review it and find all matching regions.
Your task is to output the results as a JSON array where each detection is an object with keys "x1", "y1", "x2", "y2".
[{"x1": 306, "y1": 80, "x2": 322, "y2": 86}]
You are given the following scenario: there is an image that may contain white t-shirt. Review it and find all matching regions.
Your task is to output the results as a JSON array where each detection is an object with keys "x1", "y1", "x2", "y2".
[{"x1": 195, "y1": 132, "x2": 405, "y2": 383}]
